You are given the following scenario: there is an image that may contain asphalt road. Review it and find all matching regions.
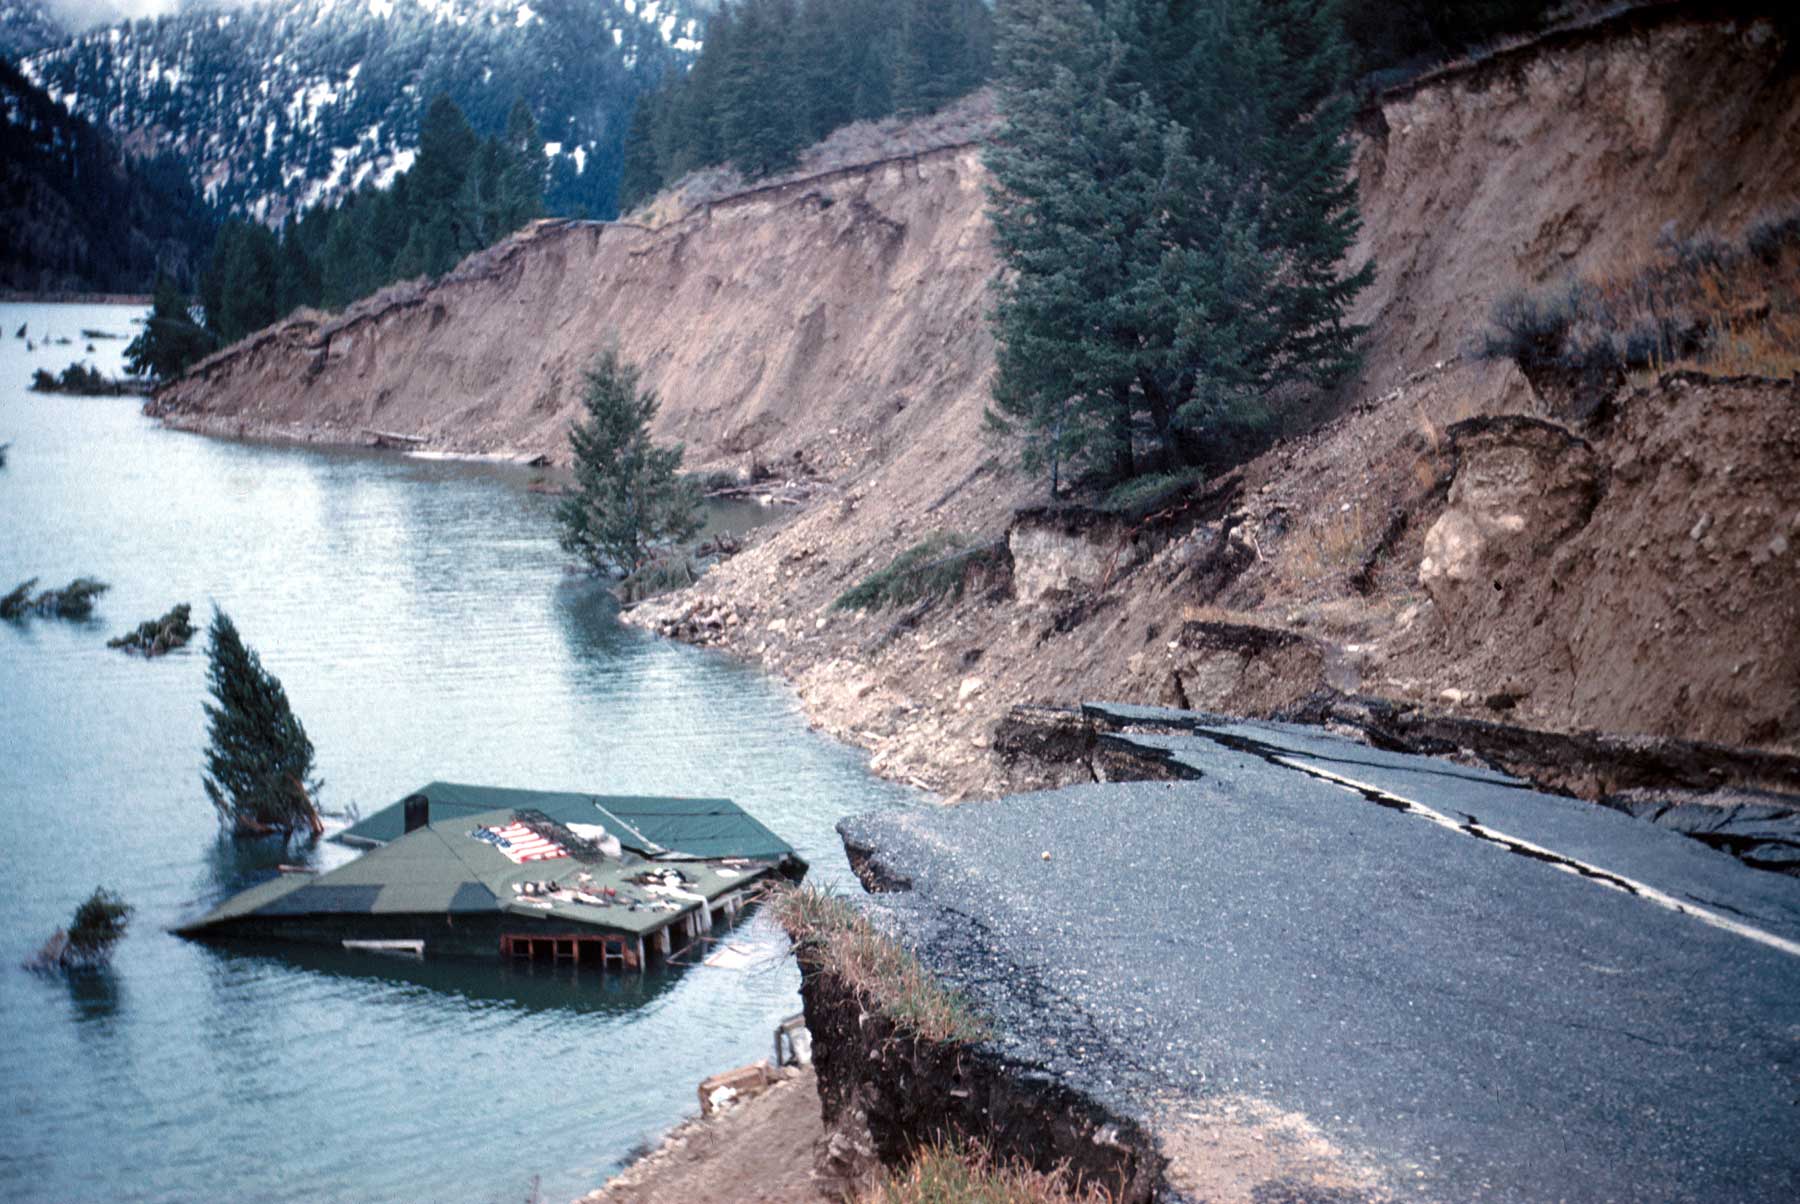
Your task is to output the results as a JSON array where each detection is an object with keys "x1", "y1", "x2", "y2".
[{"x1": 840, "y1": 708, "x2": 1800, "y2": 1203}]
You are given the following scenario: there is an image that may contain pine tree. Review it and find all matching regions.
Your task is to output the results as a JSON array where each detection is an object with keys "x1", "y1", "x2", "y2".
[
  {"x1": 719, "y1": 0, "x2": 802, "y2": 179},
  {"x1": 201, "y1": 609, "x2": 323, "y2": 841},
  {"x1": 986, "y1": 0, "x2": 1372, "y2": 491},
  {"x1": 498, "y1": 97, "x2": 546, "y2": 230},
  {"x1": 556, "y1": 347, "x2": 703, "y2": 574},
  {"x1": 125, "y1": 274, "x2": 216, "y2": 381},
  {"x1": 618, "y1": 96, "x2": 664, "y2": 212},
  {"x1": 894, "y1": 0, "x2": 959, "y2": 117}
]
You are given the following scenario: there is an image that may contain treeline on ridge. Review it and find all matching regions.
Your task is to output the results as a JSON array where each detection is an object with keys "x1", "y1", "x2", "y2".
[
  {"x1": 199, "y1": 94, "x2": 546, "y2": 347},
  {"x1": 618, "y1": 0, "x2": 995, "y2": 210}
]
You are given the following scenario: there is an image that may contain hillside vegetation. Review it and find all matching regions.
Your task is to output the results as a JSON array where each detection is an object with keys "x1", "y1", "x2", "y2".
[{"x1": 1, "y1": 57, "x2": 212, "y2": 292}]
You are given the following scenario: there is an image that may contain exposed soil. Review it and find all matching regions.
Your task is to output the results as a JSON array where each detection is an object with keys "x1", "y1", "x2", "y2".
[{"x1": 575, "y1": 1068, "x2": 829, "y2": 1204}]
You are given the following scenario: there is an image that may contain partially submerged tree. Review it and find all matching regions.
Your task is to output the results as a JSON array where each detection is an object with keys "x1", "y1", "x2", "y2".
[
  {"x1": 124, "y1": 274, "x2": 217, "y2": 382},
  {"x1": 556, "y1": 347, "x2": 703, "y2": 575},
  {"x1": 1, "y1": 577, "x2": 109, "y2": 620},
  {"x1": 27, "y1": 887, "x2": 132, "y2": 972},
  {"x1": 202, "y1": 609, "x2": 324, "y2": 840},
  {"x1": 108, "y1": 603, "x2": 196, "y2": 657}
]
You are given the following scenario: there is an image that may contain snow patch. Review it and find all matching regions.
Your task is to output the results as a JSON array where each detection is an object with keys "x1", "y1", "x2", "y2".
[{"x1": 374, "y1": 147, "x2": 416, "y2": 188}]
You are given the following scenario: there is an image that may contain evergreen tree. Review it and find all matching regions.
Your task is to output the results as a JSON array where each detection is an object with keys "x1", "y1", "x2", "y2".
[
  {"x1": 894, "y1": 0, "x2": 960, "y2": 117},
  {"x1": 201, "y1": 609, "x2": 323, "y2": 841},
  {"x1": 719, "y1": 0, "x2": 802, "y2": 179},
  {"x1": 556, "y1": 347, "x2": 703, "y2": 574},
  {"x1": 986, "y1": 0, "x2": 1372, "y2": 491},
  {"x1": 498, "y1": 98, "x2": 546, "y2": 231},
  {"x1": 618, "y1": 96, "x2": 664, "y2": 213},
  {"x1": 125, "y1": 274, "x2": 217, "y2": 381}
]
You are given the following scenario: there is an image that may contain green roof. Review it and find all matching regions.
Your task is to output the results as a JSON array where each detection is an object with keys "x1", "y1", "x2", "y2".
[
  {"x1": 339, "y1": 781, "x2": 799, "y2": 864},
  {"x1": 185, "y1": 804, "x2": 784, "y2": 939}
]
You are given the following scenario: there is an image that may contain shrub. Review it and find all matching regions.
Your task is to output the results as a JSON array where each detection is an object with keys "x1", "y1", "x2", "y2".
[
  {"x1": 771, "y1": 885, "x2": 988, "y2": 1045},
  {"x1": 834, "y1": 534, "x2": 1008, "y2": 612},
  {"x1": 1482, "y1": 210, "x2": 1800, "y2": 386},
  {"x1": 616, "y1": 553, "x2": 705, "y2": 604},
  {"x1": 1481, "y1": 286, "x2": 1577, "y2": 369}
]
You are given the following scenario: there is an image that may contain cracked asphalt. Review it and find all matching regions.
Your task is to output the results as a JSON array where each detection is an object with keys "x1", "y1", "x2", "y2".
[{"x1": 839, "y1": 708, "x2": 1800, "y2": 1203}]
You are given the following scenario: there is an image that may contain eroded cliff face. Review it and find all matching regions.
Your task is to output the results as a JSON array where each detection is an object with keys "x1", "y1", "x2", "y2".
[
  {"x1": 157, "y1": 7, "x2": 1800, "y2": 793},
  {"x1": 1345, "y1": 3, "x2": 1800, "y2": 392},
  {"x1": 156, "y1": 144, "x2": 1001, "y2": 484}
]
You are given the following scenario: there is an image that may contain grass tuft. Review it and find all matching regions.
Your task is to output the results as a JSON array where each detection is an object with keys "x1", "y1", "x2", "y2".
[
  {"x1": 834, "y1": 534, "x2": 1007, "y2": 613},
  {"x1": 858, "y1": 1140, "x2": 1117, "y2": 1204},
  {"x1": 1099, "y1": 468, "x2": 1208, "y2": 521},
  {"x1": 770, "y1": 885, "x2": 989, "y2": 1045}
]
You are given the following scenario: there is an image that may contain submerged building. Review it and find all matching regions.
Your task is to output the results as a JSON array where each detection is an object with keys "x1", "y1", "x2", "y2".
[{"x1": 179, "y1": 782, "x2": 806, "y2": 967}]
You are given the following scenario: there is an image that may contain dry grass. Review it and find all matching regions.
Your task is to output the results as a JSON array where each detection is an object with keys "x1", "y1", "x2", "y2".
[
  {"x1": 769, "y1": 885, "x2": 989, "y2": 1045},
  {"x1": 1484, "y1": 210, "x2": 1800, "y2": 384},
  {"x1": 858, "y1": 1141, "x2": 1117, "y2": 1204},
  {"x1": 1283, "y1": 503, "x2": 1374, "y2": 585}
]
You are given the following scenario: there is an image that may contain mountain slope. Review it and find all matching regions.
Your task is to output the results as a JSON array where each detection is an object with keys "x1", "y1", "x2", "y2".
[
  {"x1": 20, "y1": 0, "x2": 702, "y2": 221},
  {"x1": 0, "y1": 0, "x2": 62, "y2": 58},
  {"x1": 1, "y1": 56, "x2": 212, "y2": 292}
]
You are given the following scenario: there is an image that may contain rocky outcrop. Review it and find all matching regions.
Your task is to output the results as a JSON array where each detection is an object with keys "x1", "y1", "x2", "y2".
[
  {"x1": 1418, "y1": 415, "x2": 1605, "y2": 618},
  {"x1": 1403, "y1": 374, "x2": 1800, "y2": 749}
]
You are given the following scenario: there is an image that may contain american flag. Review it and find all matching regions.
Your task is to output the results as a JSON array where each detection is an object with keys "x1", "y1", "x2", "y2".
[{"x1": 481, "y1": 822, "x2": 569, "y2": 864}]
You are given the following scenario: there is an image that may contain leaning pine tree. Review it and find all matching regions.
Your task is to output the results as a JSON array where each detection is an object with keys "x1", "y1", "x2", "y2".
[
  {"x1": 201, "y1": 609, "x2": 323, "y2": 840},
  {"x1": 556, "y1": 346, "x2": 703, "y2": 575}
]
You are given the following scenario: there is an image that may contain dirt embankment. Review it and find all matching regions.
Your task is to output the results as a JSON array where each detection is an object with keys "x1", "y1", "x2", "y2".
[{"x1": 157, "y1": 5, "x2": 1800, "y2": 803}]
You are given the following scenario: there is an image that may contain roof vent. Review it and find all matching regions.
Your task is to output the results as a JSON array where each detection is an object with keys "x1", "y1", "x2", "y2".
[{"x1": 403, "y1": 793, "x2": 430, "y2": 834}]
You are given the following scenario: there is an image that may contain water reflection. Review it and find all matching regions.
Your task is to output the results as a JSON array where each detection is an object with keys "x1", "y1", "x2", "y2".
[
  {"x1": 195, "y1": 940, "x2": 686, "y2": 1016},
  {"x1": 61, "y1": 965, "x2": 126, "y2": 1027}
]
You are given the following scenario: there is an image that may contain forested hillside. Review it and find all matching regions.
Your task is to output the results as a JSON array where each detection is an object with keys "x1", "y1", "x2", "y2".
[
  {"x1": 1, "y1": 56, "x2": 212, "y2": 293},
  {"x1": 21, "y1": 0, "x2": 699, "y2": 221},
  {"x1": 620, "y1": 0, "x2": 993, "y2": 208},
  {"x1": 0, "y1": 0, "x2": 61, "y2": 58}
]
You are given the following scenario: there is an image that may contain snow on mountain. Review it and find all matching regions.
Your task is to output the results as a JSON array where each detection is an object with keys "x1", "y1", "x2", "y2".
[
  {"x1": 0, "y1": 0, "x2": 66, "y2": 56},
  {"x1": 20, "y1": 0, "x2": 703, "y2": 221}
]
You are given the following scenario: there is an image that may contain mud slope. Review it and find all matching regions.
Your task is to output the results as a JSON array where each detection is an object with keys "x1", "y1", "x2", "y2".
[
  {"x1": 1346, "y1": 1, "x2": 1800, "y2": 392},
  {"x1": 155, "y1": 144, "x2": 1002, "y2": 492}
]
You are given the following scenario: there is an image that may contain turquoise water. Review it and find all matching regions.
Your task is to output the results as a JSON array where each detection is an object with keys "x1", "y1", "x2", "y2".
[{"x1": 0, "y1": 303, "x2": 911, "y2": 1203}]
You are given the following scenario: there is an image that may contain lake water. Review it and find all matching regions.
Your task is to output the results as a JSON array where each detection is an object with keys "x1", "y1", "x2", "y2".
[{"x1": 0, "y1": 303, "x2": 912, "y2": 1204}]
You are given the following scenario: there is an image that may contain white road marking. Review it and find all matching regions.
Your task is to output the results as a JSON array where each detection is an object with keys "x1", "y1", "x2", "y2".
[{"x1": 1274, "y1": 756, "x2": 1800, "y2": 961}]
